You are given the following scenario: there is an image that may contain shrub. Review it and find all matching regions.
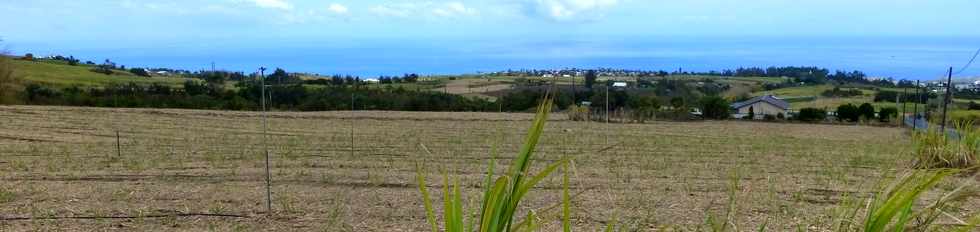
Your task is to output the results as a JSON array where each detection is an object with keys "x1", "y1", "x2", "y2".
[
  {"x1": 837, "y1": 104, "x2": 860, "y2": 122},
  {"x1": 877, "y1": 107, "x2": 897, "y2": 122},
  {"x1": 699, "y1": 96, "x2": 730, "y2": 120},
  {"x1": 858, "y1": 103, "x2": 875, "y2": 120},
  {"x1": 763, "y1": 114, "x2": 776, "y2": 121},
  {"x1": 629, "y1": 107, "x2": 657, "y2": 123},
  {"x1": 0, "y1": 53, "x2": 22, "y2": 104},
  {"x1": 626, "y1": 95, "x2": 660, "y2": 110},
  {"x1": 797, "y1": 107, "x2": 826, "y2": 122},
  {"x1": 129, "y1": 68, "x2": 151, "y2": 77},
  {"x1": 566, "y1": 105, "x2": 590, "y2": 121},
  {"x1": 23, "y1": 83, "x2": 60, "y2": 102},
  {"x1": 949, "y1": 110, "x2": 980, "y2": 124},
  {"x1": 821, "y1": 87, "x2": 862, "y2": 97}
]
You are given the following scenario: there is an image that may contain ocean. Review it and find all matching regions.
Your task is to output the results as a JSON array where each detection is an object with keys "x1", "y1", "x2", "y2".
[{"x1": 15, "y1": 36, "x2": 980, "y2": 80}]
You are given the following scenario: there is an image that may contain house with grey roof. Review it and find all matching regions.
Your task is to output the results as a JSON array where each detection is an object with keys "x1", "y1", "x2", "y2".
[{"x1": 731, "y1": 95, "x2": 790, "y2": 119}]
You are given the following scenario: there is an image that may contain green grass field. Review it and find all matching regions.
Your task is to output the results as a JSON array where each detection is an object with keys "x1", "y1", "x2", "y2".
[{"x1": 10, "y1": 59, "x2": 189, "y2": 88}]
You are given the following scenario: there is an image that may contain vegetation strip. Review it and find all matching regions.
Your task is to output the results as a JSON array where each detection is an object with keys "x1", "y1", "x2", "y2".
[{"x1": 0, "y1": 213, "x2": 249, "y2": 221}]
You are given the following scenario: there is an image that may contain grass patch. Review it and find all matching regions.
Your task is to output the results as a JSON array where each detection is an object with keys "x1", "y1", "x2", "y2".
[
  {"x1": 833, "y1": 170, "x2": 979, "y2": 231},
  {"x1": 9, "y1": 59, "x2": 188, "y2": 88},
  {"x1": 912, "y1": 121, "x2": 980, "y2": 169}
]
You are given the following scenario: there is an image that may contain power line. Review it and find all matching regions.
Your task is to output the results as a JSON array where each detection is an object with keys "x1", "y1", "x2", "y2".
[{"x1": 953, "y1": 48, "x2": 980, "y2": 75}]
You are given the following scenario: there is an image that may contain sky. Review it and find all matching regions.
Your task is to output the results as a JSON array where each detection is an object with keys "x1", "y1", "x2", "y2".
[{"x1": 1, "y1": 0, "x2": 979, "y2": 78}]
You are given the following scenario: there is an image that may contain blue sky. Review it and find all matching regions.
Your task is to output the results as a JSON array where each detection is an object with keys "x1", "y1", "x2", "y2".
[
  {"x1": 1, "y1": 0, "x2": 979, "y2": 78},
  {"x1": 4, "y1": 0, "x2": 979, "y2": 43}
]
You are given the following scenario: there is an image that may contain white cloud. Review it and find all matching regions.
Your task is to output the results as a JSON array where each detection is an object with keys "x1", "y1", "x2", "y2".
[
  {"x1": 433, "y1": 2, "x2": 476, "y2": 17},
  {"x1": 370, "y1": 2, "x2": 477, "y2": 18},
  {"x1": 327, "y1": 3, "x2": 348, "y2": 14},
  {"x1": 249, "y1": 0, "x2": 293, "y2": 10},
  {"x1": 531, "y1": 0, "x2": 619, "y2": 22},
  {"x1": 369, "y1": 4, "x2": 412, "y2": 17}
]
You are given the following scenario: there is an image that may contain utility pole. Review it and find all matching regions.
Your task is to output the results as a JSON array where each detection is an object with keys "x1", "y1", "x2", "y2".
[
  {"x1": 259, "y1": 67, "x2": 272, "y2": 214},
  {"x1": 902, "y1": 86, "x2": 908, "y2": 125},
  {"x1": 940, "y1": 67, "x2": 953, "y2": 132},
  {"x1": 116, "y1": 131, "x2": 121, "y2": 157},
  {"x1": 571, "y1": 74, "x2": 576, "y2": 105},
  {"x1": 605, "y1": 85, "x2": 610, "y2": 124},
  {"x1": 895, "y1": 91, "x2": 900, "y2": 120},
  {"x1": 350, "y1": 92, "x2": 355, "y2": 158},
  {"x1": 912, "y1": 80, "x2": 920, "y2": 133}
]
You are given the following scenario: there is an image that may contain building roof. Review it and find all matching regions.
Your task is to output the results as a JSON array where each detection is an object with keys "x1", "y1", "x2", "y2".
[{"x1": 731, "y1": 95, "x2": 790, "y2": 110}]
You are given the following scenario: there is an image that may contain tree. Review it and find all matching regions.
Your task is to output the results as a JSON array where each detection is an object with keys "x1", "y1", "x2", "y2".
[
  {"x1": 798, "y1": 108, "x2": 827, "y2": 122},
  {"x1": 584, "y1": 70, "x2": 597, "y2": 89},
  {"x1": 183, "y1": 80, "x2": 208, "y2": 96},
  {"x1": 403, "y1": 73, "x2": 419, "y2": 83},
  {"x1": 0, "y1": 47, "x2": 22, "y2": 104},
  {"x1": 626, "y1": 95, "x2": 660, "y2": 110},
  {"x1": 836, "y1": 103, "x2": 860, "y2": 122},
  {"x1": 22, "y1": 53, "x2": 34, "y2": 61},
  {"x1": 858, "y1": 103, "x2": 875, "y2": 121},
  {"x1": 129, "y1": 68, "x2": 150, "y2": 77},
  {"x1": 878, "y1": 107, "x2": 898, "y2": 122},
  {"x1": 669, "y1": 97, "x2": 685, "y2": 109},
  {"x1": 267, "y1": 68, "x2": 289, "y2": 84},
  {"x1": 91, "y1": 59, "x2": 114, "y2": 75},
  {"x1": 699, "y1": 96, "x2": 731, "y2": 119}
]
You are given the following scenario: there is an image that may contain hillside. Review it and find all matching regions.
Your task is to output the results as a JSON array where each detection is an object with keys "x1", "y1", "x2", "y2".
[{"x1": 9, "y1": 59, "x2": 189, "y2": 88}]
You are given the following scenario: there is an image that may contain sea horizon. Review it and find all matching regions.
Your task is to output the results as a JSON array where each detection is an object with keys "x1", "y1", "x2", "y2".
[{"x1": 7, "y1": 35, "x2": 978, "y2": 80}]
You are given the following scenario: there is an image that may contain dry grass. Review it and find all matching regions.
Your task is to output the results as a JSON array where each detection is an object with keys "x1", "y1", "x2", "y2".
[
  {"x1": 444, "y1": 78, "x2": 513, "y2": 100},
  {"x1": 0, "y1": 105, "x2": 976, "y2": 231}
]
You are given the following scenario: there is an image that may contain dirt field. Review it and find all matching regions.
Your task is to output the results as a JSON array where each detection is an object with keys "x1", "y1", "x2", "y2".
[
  {"x1": 0, "y1": 105, "x2": 974, "y2": 231},
  {"x1": 444, "y1": 79, "x2": 512, "y2": 100}
]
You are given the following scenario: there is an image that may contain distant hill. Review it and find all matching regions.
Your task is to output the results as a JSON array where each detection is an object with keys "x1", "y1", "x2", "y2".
[{"x1": 9, "y1": 59, "x2": 189, "y2": 88}]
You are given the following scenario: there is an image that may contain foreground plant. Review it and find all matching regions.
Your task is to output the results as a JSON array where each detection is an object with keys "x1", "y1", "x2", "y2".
[
  {"x1": 417, "y1": 96, "x2": 577, "y2": 232},
  {"x1": 833, "y1": 169, "x2": 979, "y2": 232},
  {"x1": 912, "y1": 120, "x2": 980, "y2": 169}
]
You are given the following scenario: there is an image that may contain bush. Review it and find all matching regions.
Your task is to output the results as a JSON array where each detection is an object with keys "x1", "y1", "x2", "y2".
[
  {"x1": 763, "y1": 114, "x2": 776, "y2": 121},
  {"x1": 948, "y1": 110, "x2": 980, "y2": 124},
  {"x1": 0, "y1": 54, "x2": 22, "y2": 104},
  {"x1": 90, "y1": 66, "x2": 113, "y2": 75},
  {"x1": 129, "y1": 68, "x2": 151, "y2": 77},
  {"x1": 566, "y1": 105, "x2": 590, "y2": 121},
  {"x1": 629, "y1": 107, "x2": 657, "y2": 123},
  {"x1": 797, "y1": 107, "x2": 826, "y2": 122},
  {"x1": 858, "y1": 103, "x2": 875, "y2": 120},
  {"x1": 699, "y1": 96, "x2": 730, "y2": 120},
  {"x1": 821, "y1": 87, "x2": 862, "y2": 97},
  {"x1": 23, "y1": 83, "x2": 60, "y2": 102},
  {"x1": 878, "y1": 107, "x2": 898, "y2": 122},
  {"x1": 875, "y1": 90, "x2": 930, "y2": 103},
  {"x1": 836, "y1": 103, "x2": 860, "y2": 122},
  {"x1": 969, "y1": 101, "x2": 980, "y2": 110}
]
